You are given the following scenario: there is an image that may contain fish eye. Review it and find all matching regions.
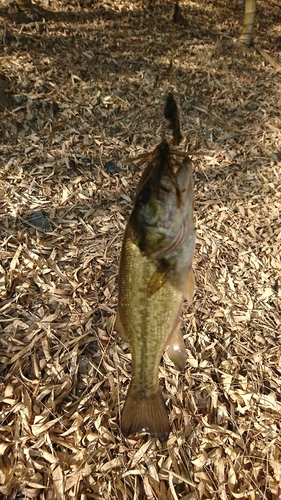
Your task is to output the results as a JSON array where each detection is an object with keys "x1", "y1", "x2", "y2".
[{"x1": 138, "y1": 187, "x2": 151, "y2": 204}]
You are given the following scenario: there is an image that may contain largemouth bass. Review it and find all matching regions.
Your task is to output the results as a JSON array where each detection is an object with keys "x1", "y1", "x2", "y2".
[{"x1": 116, "y1": 140, "x2": 195, "y2": 441}]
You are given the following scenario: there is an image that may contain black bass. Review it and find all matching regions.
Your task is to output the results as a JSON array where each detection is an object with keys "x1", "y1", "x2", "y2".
[{"x1": 115, "y1": 140, "x2": 195, "y2": 441}]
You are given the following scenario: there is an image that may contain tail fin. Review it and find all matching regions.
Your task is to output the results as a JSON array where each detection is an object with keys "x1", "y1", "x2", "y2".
[{"x1": 121, "y1": 384, "x2": 170, "y2": 442}]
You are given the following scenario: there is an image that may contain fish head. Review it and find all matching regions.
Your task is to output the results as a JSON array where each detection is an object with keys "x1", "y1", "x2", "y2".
[{"x1": 130, "y1": 143, "x2": 194, "y2": 259}]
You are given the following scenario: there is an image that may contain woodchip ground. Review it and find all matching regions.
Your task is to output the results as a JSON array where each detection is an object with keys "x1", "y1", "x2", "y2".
[{"x1": 0, "y1": 0, "x2": 280, "y2": 498}]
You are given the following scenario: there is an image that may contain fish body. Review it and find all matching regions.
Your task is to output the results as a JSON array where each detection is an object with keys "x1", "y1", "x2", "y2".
[{"x1": 116, "y1": 141, "x2": 195, "y2": 441}]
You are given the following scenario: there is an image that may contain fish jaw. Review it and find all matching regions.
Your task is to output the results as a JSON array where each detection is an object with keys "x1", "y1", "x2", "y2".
[{"x1": 121, "y1": 383, "x2": 170, "y2": 442}]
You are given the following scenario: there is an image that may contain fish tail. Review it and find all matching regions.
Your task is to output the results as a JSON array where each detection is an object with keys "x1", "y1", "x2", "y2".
[{"x1": 121, "y1": 384, "x2": 170, "y2": 442}]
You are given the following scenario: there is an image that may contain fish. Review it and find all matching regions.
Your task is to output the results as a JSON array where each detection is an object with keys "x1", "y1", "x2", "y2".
[{"x1": 115, "y1": 140, "x2": 195, "y2": 442}]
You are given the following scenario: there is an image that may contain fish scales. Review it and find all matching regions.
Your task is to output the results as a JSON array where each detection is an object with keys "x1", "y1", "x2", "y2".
[{"x1": 119, "y1": 228, "x2": 192, "y2": 390}]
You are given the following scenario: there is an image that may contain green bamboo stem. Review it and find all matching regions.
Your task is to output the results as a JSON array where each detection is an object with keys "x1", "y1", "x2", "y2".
[{"x1": 240, "y1": 0, "x2": 257, "y2": 46}]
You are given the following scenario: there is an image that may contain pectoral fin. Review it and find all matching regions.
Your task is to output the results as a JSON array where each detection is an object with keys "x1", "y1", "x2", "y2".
[
  {"x1": 148, "y1": 259, "x2": 172, "y2": 297},
  {"x1": 165, "y1": 323, "x2": 187, "y2": 371},
  {"x1": 184, "y1": 267, "x2": 195, "y2": 304}
]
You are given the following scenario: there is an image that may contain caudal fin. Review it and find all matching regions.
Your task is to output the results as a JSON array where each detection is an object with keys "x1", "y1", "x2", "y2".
[{"x1": 121, "y1": 384, "x2": 170, "y2": 442}]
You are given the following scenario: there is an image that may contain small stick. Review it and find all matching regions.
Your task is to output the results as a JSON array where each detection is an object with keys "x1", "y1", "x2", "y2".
[{"x1": 254, "y1": 44, "x2": 281, "y2": 72}]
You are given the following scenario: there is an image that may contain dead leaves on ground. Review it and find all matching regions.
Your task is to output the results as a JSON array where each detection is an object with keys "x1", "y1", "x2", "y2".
[{"x1": 1, "y1": 0, "x2": 281, "y2": 498}]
